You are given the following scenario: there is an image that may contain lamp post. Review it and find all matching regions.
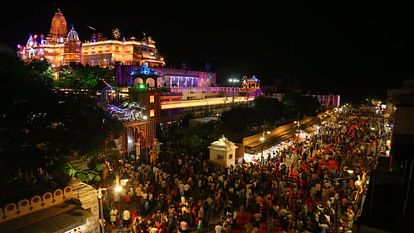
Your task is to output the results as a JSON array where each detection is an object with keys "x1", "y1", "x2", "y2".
[
  {"x1": 293, "y1": 120, "x2": 300, "y2": 132},
  {"x1": 228, "y1": 78, "x2": 239, "y2": 106},
  {"x1": 97, "y1": 188, "x2": 106, "y2": 233},
  {"x1": 259, "y1": 130, "x2": 271, "y2": 163},
  {"x1": 259, "y1": 135, "x2": 265, "y2": 163},
  {"x1": 113, "y1": 173, "x2": 124, "y2": 203}
]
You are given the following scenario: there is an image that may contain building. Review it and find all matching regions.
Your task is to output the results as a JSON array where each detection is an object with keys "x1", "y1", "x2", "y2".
[
  {"x1": 17, "y1": 9, "x2": 67, "y2": 67},
  {"x1": 0, "y1": 179, "x2": 100, "y2": 233},
  {"x1": 116, "y1": 65, "x2": 216, "y2": 88},
  {"x1": 81, "y1": 33, "x2": 165, "y2": 67},
  {"x1": 355, "y1": 80, "x2": 414, "y2": 233},
  {"x1": 116, "y1": 65, "x2": 263, "y2": 123},
  {"x1": 17, "y1": 9, "x2": 165, "y2": 68},
  {"x1": 209, "y1": 135, "x2": 238, "y2": 167}
]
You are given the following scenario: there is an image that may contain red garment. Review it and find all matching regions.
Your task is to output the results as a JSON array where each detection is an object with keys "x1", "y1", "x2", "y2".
[{"x1": 124, "y1": 193, "x2": 132, "y2": 203}]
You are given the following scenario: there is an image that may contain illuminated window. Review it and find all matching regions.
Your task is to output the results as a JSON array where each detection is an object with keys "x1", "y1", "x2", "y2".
[
  {"x1": 150, "y1": 109, "x2": 155, "y2": 117},
  {"x1": 150, "y1": 95, "x2": 154, "y2": 103}
]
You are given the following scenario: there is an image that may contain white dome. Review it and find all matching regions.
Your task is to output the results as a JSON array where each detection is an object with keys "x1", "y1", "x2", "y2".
[{"x1": 67, "y1": 26, "x2": 80, "y2": 41}]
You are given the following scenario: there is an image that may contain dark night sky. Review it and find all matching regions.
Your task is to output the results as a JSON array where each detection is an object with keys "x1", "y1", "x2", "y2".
[{"x1": 2, "y1": 1, "x2": 413, "y2": 96}]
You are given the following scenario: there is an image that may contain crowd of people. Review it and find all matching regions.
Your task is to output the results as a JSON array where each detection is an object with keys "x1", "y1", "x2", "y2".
[{"x1": 99, "y1": 104, "x2": 387, "y2": 233}]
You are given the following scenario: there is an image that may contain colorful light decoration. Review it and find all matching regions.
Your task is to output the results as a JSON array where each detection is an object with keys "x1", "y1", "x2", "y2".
[
  {"x1": 17, "y1": 9, "x2": 166, "y2": 68},
  {"x1": 108, "y1": 101, "x2": 147, "y2": 121},
  {"x1": 130, "y1": 63, "x2": 158, "y2": 77},
  {"x1": 112, "y1": 28, "x2": 121, "y2": 39},
  {"x1": 101, "y1": 79, "x2": 147, "y2": 121}
]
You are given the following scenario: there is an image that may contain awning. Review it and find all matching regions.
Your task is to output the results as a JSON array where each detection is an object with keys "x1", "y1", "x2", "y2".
[
  {"x1": 303, "y1": 126, "x2": 317, "y2": 134},
  {"x1": 244, "y1": 132, "x2": 294, "y2": 154}
]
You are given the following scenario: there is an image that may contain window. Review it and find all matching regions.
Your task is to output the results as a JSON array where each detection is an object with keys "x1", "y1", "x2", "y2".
[
  {"x1": 150, "y1": 95, "x2": 154, "y2": 103},
  {"x1": 229, "y1": 154, "x2": 233, "y2": 159},
  {"x1": 150, "y1": 109, "x2": 155, "y2": 117},
  {"x1": 217, "y1": 154, "x2": 224, "y2": 160}
]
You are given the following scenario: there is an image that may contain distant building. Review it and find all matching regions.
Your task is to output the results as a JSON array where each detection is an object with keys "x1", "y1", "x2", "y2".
[
  {"x1": 116, "y1": 65, "x2": 216, "y2": 88},
  {"x1": 387, "y1": 80, "x2": 414, "y2": 162},
  {"x1": 17, "y1": 9, "x2": 165, "y2": 68}
]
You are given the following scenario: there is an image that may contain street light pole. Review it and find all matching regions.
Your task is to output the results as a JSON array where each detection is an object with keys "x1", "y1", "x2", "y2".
[
  {"x1": 228, "y1": 78, "x2": 239, "y2": 106},
  {"x1": 97, "y1": 188, "x2": 106, "y2": 233},
  {"x1": 259, "y1": 135, "x2": 265, "y2": 163}
]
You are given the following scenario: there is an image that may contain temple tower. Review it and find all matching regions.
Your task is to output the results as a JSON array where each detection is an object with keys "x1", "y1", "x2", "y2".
[
  {"x1": 64, "y1": 26, "x2": 81, "y2": 64},
  {"x1": 48, "y1": 9, "x2": 68, "y2": 44}
]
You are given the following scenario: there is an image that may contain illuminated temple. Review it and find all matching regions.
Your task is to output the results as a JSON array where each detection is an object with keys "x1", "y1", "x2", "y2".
[{"x1": 17, "y1": 9, "x2": 165, "y2": 68}]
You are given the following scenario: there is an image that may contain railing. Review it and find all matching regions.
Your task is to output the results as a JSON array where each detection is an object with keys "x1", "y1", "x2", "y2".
[{"x1": 0, "y1": 186, "x2": 73, "y2": 223}]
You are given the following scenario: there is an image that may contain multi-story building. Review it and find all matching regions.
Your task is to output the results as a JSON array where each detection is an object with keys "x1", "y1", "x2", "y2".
[
  {"x1": 81, "y1": 32, "x2": 165, "y2": 67},
  {"x1": 17, "y1": 9, "x2": 165, "y2": 68},
  {"x1": 116, "y1": 65, "x2": 216, "y2": 88}
]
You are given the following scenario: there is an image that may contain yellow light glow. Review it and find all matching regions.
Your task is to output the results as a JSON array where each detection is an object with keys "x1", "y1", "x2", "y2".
[
  {"x1": 161, "y1": 96, "x2": 254, "y2": 110},
  {"x1": 114, "y1": 185, "x2": 122, "y2": 193}
]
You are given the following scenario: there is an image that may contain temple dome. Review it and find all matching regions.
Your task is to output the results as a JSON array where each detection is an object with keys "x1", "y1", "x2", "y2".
[
  {"x1": 50, "y1": 9, "x2": 67, "y2": 36},
  {"x1": 67, "y1": 26, "x2": 80, "y2": 41}
]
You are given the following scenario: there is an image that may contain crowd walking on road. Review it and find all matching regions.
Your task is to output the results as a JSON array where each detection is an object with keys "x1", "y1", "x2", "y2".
[{"x1": 99, "y1": 104, "x2": 388, "y2": 233}]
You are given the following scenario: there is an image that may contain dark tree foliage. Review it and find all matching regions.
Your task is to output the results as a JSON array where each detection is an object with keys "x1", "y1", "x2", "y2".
[
  {"x1": 282, "y1": 92, "x2": 321, "y2": 118},
  {"x1": 221, "y1": 106, "x2": 257, "y2": 133},
  {"x1": 0, "y1": 53, "x2": 121, "y2": 186},
  {"x1": 56, "y1": 63, "x2": 115, "y2": 90},
  {"x1": 219, "y1": 95, "x2": 320, "y2": 142},
  {"x1": 179, "y1": 121, "x2": 222, "y2": 154},
  {"x1": 253, "y1": 96, "x2": 287, "y2": 125},
  {"x1": 219, "y1": 96, "x2": 289, "y2": 141}
]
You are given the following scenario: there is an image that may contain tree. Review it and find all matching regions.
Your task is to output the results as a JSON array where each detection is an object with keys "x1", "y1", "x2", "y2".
[
  {"x1": 0, "y1": 53, "x2": 121, "y2": 186},
  {"x1": 179, "y1": 121, "x2": 222, "y2": 154},
  {"x1": 65, "y1": 162, "x2": 104, "y2": 184},
  {"x1": 57, "y1": 63, "x2": 114, "y2": 90},
  {"x1": 253, "y1": 96, "x2": 286, "y2": 126},
  {"x1": 302, "y1": 95, "x2": 321, "y2": 115}
]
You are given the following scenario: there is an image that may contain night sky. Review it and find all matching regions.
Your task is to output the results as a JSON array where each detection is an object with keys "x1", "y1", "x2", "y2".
[{"x1": 2, "y1": 1, "x2": 413, "y2": 97}]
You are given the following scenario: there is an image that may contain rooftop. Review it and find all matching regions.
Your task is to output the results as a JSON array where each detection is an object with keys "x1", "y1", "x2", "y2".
[{"x1": 0, "y1": 202, "x2": 91, "y2": 233}]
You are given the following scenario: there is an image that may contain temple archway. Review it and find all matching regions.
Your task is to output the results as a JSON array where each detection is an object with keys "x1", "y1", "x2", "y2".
[
  {"x1": 134, "y1": 78, "x2": 144, "y2": 85},
  {"x1": 146, "y1": 78, "x2": 156, "y2": 88}
]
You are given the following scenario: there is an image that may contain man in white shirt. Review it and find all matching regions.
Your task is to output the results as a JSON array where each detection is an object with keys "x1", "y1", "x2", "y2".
[
  {"x1": 184, "y1": 183, "x2": 191, "y2": 196},
  {"x1": 215, "y1": 221, "x2": 223, "y2": 233},
  {"x1": 180, "y1": 220, "x2": 189, "y2": 233},
  {"x1": 110, "y1": 208, "x2": 118, "y2": 226},
  {"x1": 123, "y1": 209, "x2": 131, "y2": 228}
]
